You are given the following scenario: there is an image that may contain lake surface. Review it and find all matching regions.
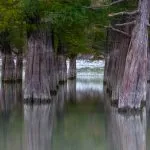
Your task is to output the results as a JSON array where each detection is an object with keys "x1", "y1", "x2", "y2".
[{"x1": 0, "y1": 60, "x2": 150, "y2": 150}]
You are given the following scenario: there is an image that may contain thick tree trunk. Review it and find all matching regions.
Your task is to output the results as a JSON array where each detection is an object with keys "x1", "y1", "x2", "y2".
[
  {"x1": 1, "y1": 51, "x2": 15, "y2": 82},
  {"x1": 15, "y1": 54, "x2": 23, "y2": 82},
  {"x1": 68, "y1": 56, "x2": 76, "y2": 80},
  {"x1": 24, "y1": 29, "x2": 51, "y2": 102},
  {"x1": 104, "y1": 25, "x2": 131, "y2": 105},
  {"x1": 119, "y1": 0, "x2": 150, "y2": 110}
]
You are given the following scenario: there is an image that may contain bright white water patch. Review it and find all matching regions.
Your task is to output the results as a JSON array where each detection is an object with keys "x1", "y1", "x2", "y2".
[{"x1": 76, "y1": 59, "x2": 104, "y2": 92}]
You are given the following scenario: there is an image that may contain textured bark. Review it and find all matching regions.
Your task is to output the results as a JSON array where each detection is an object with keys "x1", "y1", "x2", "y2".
[
  {"x1": 68, "y1": 56, "x2": 76, "y2": 80},
  {"x1": 24, "y1": 104, "x2": 55, "y2": 150},
  {"x1": 24, "y1": 29, "x2": 51, "y2": 102},
  {"x1": 104, "y1": 24, "x2": 131, "y2": 104},
  {"x1": 57, "y1": 55, "x2": 67, "y2": 83},
  {"x1": 119, "y1": 0, "x2": 150, "y2": 110},
  {"x1": 15, "y1": 54, "x2": 23, "y2": 82},
  {"x1": 0, "y1": 83, "x2": 16, "y2": 113},
  {"x1": 1, "y1": 52, "x2": 15, "y2": 82},
  {"x1": 45, "y1": 31, "x2": 57, "y2": 95},
  {"x1": 106, "y1": 108, "x2": 146, "y2": 150}
]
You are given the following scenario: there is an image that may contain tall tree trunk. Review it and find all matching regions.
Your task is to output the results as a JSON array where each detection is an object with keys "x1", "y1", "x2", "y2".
[
  {"x1": 104, "y1": 23, "x2": 131, "y2": 105},
  {"x1": 15, "y1": 53, "x2": 23, "y2": 82},
  {"x1": 68, "y1": 56, "x2": 76, "y2": 80},
  {"x1": 57, "y1": 40, "x2": 67, "y2": 84},
  {"x1": 119, "y1": 0, "x2": 150, "y2": 110},
  {"x1": 24, "y1": 29, "x2": 51, "y2": 102},
  {"x1": 45, "y1": 31, "x2": 57, "y2": 95},
  {"x1": 1, "y1": 46, "x2": 15, "y2": 82}
]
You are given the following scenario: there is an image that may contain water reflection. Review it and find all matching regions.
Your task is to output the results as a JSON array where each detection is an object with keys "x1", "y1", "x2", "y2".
[
  {"x1": 1, "y1": 60, "x2": 150, "y2": 150},
  {"x1": 106, "y1": 108, "x2": 146, "y2": 150},
  {"x1": 24, "y1": 103, "x2": 55, "y2": 150},
  {"x1": 0, "y1": 83, "x2": 23, "y2": 150}
]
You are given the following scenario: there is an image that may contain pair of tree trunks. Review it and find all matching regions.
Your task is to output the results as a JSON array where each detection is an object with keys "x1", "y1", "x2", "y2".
[{"x1": 105, "y1": 0, "x2": 150, "y2": 111}]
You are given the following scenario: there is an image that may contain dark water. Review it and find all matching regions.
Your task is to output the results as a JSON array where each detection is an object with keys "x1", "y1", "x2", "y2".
[{"x1": 0, "y1": 61, "x2": 150, "y2": 150}]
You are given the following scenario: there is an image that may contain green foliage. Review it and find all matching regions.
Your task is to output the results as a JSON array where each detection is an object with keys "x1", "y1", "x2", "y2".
[
  {"x1": 0, "y1": 0, "x2": 139, "y2": 55},
  {"x1": 0, "y1": 0, "x2": 26, "y2": 51}
]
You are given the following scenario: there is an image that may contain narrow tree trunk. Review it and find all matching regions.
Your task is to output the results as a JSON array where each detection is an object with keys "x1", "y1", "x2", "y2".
[
  {"x1": 119, "y1": 0, "x2": 150, "y2": 110},
  {"x1": 0, "y1": 83, "x2": 16, "y2": 113},
  {"x1": 15, "y1": 53, "x2": 23, "y2": 82},
  {"x1": 24, "y1": 29, "x2": 51, "y2": 102},
  {"x1": 1, "y1": 48, "x2": 15, "y2": 82},
  {"x1": 67, "y1": 79, "x2": 76, "y2": 103},
  {"x1": 45, "y1": 31, "x2": 57, "y2": 95},
  {"x1": 68, "y1": 56, "x2": 76, "y2": 80},
  {"x1": 56, "y1": 84, "x2": 66, "y2": 118},
  {"x1": 57, "y1": 39, "x2": 67, "y2": 84}
]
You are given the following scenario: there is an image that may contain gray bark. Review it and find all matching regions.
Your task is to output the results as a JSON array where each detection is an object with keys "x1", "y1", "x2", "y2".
[
  {"x1": 15, "y1": 54, "x2": 23, "y2": 82},
  {"x1": 1, "y1": 53, "x2": 15, "y2": 82},
  {"x1": 0, "y1": 83, "x2": 16, "y2": 113},
  {"x1": 58, "y1": 55, "x2": 67, "y2": 83},
  {"x1": 24, "y1": 29, "x2": 51, "y2": 102},
  {"x1": 119, "y1": 0, "x2": 150, "y2": 110}
]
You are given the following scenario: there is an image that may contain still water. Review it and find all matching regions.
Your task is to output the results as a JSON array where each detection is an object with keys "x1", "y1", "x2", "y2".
[{"x1": 0, "y1": 60, "x2": 149, "y2": 150}]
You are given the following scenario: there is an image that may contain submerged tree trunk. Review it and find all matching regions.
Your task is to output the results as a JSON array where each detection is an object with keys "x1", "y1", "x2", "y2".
[
  {"x1": 104, "y1": 28, "x2": 130, "y2": 104},
  {"x1": 119, "y1": 0, "x2": 150, "y2": 110},
  {"x1": 57, "y1": 40, "x2": 67, "y2": 84},
  {"x1": 1, "y1": 46, "x2": 15, "y2": 82},
  {"x1": 24, "y1": 29, "x2": 51, "y2": 102},
  {"x1": 68, "y1": 56, "x2": 76, "y2": 80},
  {"x1": 45, "y1": 31, "x2": 57, "y2": 95},
  {"x1": 15, "y1": 53, "x2": 23, "y2": 82},
  {"x1": 105, "y1": 0, "x2": 150, "y2": 110}
]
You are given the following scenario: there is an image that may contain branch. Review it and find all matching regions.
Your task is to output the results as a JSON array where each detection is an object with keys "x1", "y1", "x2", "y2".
[
  {"x1": 115, "y1": 20, "x2": 136, "y2": 27},
  {"x1": 108, "y1": 10, "x2": 139, "y2": 17},
  {"x1": 106, "y1": 26, "x2": 131, "y2": 37},
  {"x1": 83, "y1": 0, "x2": 125, "y2": 10}
]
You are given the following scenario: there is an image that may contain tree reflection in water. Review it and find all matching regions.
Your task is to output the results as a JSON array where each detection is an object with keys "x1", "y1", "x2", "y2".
[
  {"x1": 24, "y1": 103, "x2": 55, "y2": 150},
  {"x1": 106, "y1": 108, "x2": 146, "y2": 150}
]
